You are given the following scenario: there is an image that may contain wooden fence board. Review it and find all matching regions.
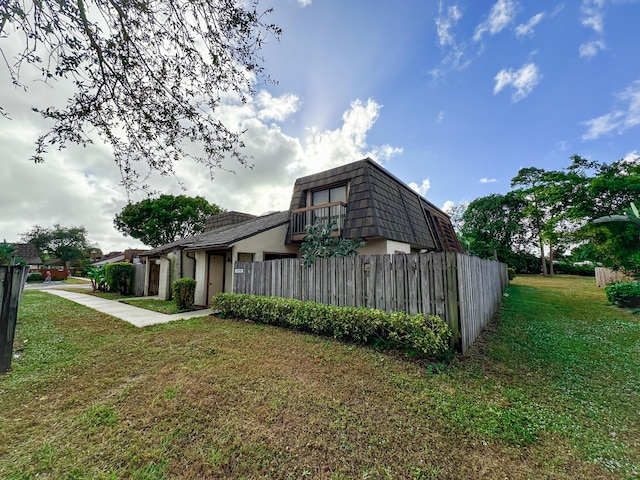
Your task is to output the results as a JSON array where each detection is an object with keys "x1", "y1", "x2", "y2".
[{"x1": 233, "y1": 253, "x2": 507, "y2": 352}]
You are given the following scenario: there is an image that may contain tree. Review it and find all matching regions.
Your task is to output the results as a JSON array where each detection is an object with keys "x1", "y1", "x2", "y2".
[
  {"x1": 567, "y1": 155, "x2": 640, "y2": 270},
  {"x1": 461, "y1": 193, "x2": 527, "y2": 264},
  {"x1": 20, "y1": 224, "x2": 94, "y2": 266},
  {"x1": 1, "y1": 0, "x2": 281, "y2": 190},
  {"x1": 0, "y1": 242, "x2": 24, "y2": 266},
  {"x1": 114, "y1": 194, "x2": 222, "y2": 247},
  {"x1": 300, "y1": 221, "x2": 365, "y2": 268}
]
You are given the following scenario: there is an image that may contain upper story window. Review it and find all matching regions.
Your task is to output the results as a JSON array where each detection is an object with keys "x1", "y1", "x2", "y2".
[{"x1": 311, "y1": 185, "x2": 347, "y2": 206}]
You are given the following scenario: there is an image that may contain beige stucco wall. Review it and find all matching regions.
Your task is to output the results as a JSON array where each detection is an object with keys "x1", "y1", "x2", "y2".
[
  {"x1": 193, "y1": 250, "x2": 208, "y2": 306},
  {"x1": 157, "y1": 255, "x2": 172, "y2": 300},
  {"x1": 227, "y1": 224, "x2": 299, "y2": 292},
  {"x1": 358, "y1": 238, "x2": 411, "y2": 255}
]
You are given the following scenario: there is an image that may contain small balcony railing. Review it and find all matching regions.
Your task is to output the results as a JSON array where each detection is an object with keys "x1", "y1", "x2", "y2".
[{"x1": 290, "y1": 202, "x2": 347, "y2": 241}]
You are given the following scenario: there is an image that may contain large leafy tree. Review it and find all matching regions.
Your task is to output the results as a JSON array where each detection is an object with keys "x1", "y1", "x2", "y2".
[
  {"x1": 21, "y1": 224, "x2": 94, "y2": 265},
  {"x1": 1, "y1": 0, "x2": 281, "y2": 190},
  {"x1": 114, "y1": 194, "x2": 222, "y2": 247},
  {"x1": 461, "y1": 192, "x2": 527, "y2": 264},
  {"x1": 567, "y1": 155, "x2": 640, "y2": 270}
]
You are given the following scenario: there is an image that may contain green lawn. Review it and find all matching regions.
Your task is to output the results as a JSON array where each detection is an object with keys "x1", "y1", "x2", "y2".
[{"x1": 0, "y1": 275, "x2": 638, "y2": 479}]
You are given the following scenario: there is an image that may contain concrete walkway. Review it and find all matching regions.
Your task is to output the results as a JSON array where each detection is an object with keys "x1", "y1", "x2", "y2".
[{"x1": 45, "y1": 289, "x2": 213, "y2": 328}]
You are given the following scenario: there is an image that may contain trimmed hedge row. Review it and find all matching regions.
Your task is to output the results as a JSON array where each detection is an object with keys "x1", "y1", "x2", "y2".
[
  {"x1": 211, "y1": 293, "x2": 452, "y2": 358},
  {"x1": 605, "y1": 282, "x2": 640, "y2": 308}
]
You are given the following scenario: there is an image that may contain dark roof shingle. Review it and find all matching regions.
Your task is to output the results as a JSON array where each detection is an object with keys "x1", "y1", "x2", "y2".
[{"x1": 286, "y1": 158, "x2": 464, "y2": 252}]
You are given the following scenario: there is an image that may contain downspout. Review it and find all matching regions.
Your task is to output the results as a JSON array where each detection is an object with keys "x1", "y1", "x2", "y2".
[{"x1": 186, "y1": 250, "x2": 196, "y2": 278}]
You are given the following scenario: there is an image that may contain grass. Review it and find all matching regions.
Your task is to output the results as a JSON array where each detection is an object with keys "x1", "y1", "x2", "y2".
[
  {"x1": 1, "y1": 275, "x2": 638, "y2": 479},
  {"x1": 121, "y1": 298, "x2": 182, "y2": 315}
]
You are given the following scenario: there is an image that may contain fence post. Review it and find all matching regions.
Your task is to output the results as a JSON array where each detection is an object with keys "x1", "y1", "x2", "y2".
[{"x1": 1, "y1": 265, "x2": 29, "y2": 373}]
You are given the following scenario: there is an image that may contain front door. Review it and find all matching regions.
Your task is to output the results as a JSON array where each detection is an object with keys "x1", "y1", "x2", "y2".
[{"x1": 207, "y1": 254, "x2": 225, "y2": 304}]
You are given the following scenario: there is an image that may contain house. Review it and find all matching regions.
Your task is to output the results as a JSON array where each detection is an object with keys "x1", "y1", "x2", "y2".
[
  {"x1": 89, "y1": 249, "x2": 148, "y2": 267},
  {"x1": 139, "y1": 158, "x2": 462, "y2": 306},
  {"x1": 12, "y1": 243, "x2": 43, "y2": 270},
  {"x1": 286, "y1": 158, "x2": 463, "y2": 254},
  {"x1": 139, "y1": 211, "x2": 298, "y2": 304}
]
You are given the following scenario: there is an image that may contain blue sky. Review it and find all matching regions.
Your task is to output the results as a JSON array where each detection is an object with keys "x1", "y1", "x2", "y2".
[{"x1": 1, "y1": 0, "x2": 639, "y2": 251}]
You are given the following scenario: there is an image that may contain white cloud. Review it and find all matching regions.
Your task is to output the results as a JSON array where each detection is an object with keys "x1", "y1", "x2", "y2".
[
  {"x1": 494, "y1": 63, "x2": 542, "y2": 102},
  {"x1": 621, "y1": 151, "x2": 640, "y2": 165},
  {"x1": 474, "y1": 0, "x2": 518, "y2": 42},
  {"x1": 297, "y1": 0, "x2": 312, "y2": 6},
  {"x1": 432, "y1": 1, "x2": 471, "y2": 75},
  {"x1": 582, "y1": 80, "x2": 640, "y2": 140},
  {"x1": 479, "y1": 177, "x2": 497, "y2": 183},
  {"x1": 437, "y1": 111, "x2": 445, "y2": 123},
  {"x1": 409, "y1": 179, "x2": 431, "y2": 196},
  {"x1": 442, "y1": 200, "x2": 456, "y2": 213},
  {"x1": 298, "y1": 99, "x2": 403, "y2": 175},
  {"x1": 436, "y1": 2, "x2": 463, "y2": 47},
  {"x1": 256, "y1": 91, "x2": 300, "y2": 121},
  {"x1": 579, "y1": 39, "x2": 606, "y2": 59},
  {"x1": 581, "y1": 0, "x2": 606, "y2": 34},
  {"x1": 515, "y1": 12, "x2": 545, "y2": 37}
]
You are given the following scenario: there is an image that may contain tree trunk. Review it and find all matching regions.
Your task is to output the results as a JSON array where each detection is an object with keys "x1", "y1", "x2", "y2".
[
  {"x1": 539, "y1": 237, "x2": 547, "y2": 276},
  {"x1": 548, "y1": 238, "x2": 554, "y2": 276}
]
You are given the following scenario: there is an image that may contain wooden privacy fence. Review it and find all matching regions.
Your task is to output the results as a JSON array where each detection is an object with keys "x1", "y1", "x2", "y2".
[
  {"x1": 595, "y1": 267, "x2": 634, "y2": 287},
  {"x1": 233, "y1": 252, "x2": 508, "y2": 352},
  {"x1": 1, "y1": 265, "x2": 29, "y2": 373}
]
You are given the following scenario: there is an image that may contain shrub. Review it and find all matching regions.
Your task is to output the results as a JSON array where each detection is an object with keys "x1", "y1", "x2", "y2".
[
  {"x1": 173, "y1": 278, "x2": 197, "y2": 311},
  {"x1": 210, "y1": 293, "x2": 452, "y2": 358},
  {"x1": 104, "y1": 262, "x2": 133, "y2": 295},
  {"x1": 605, "y1": 282, "x2": 640, "y2": 308},
  {"x1": 507, "y1": 268, "x2": 516, "y2": 280},
  {"x1": 26, "y1": 272, "x2": 43, "y2": 282},
  {"x1": 553, "y1": 262, "x2": 596, "y2": 277}
]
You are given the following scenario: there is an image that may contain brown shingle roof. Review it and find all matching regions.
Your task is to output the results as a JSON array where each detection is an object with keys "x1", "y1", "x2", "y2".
[
  {"x1": 141, "y1": 211, "x2": 290, "y2": 255},
  {"x1": 13, "y1": 243, "x2": 43, "y2": 265},
  {"x1": 286, "y1": 158, "x2": 464, "y2": 252}
]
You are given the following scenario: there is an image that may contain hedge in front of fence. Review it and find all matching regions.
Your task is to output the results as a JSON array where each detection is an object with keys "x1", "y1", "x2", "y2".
[{"x1": 211, "y1": 293, "x2": 452, "y2": 358}]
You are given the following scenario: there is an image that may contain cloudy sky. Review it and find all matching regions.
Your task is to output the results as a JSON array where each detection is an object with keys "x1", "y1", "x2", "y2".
[{"x1": 2, "y1": 0, "x2": 639, "y2": 252}]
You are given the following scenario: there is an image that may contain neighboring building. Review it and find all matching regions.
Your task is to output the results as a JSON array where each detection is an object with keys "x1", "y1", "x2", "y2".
[
  {"x1": 139, "y1": 211, "x2": 298, "y2": 305},
  {"x1": 140, "y1": 158, "x2": 462, "y2": 306},
  {"x1": 12, "y1": 243, "x2": 43, "y2": 269},
  {"x1": 89, "y1": 249, "x2": 147, "y2": 267}
]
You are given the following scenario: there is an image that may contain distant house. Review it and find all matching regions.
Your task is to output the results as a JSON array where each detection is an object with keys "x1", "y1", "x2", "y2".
[
  {"x1": 89, "y1": 249, "x2": 148, "y2": 267},
  {"x1": 139, "y1": 158, "x2": 462, "y2": 306},
  {"x1": 12, "y1": 243, "x2": 43, "y2": 270}
]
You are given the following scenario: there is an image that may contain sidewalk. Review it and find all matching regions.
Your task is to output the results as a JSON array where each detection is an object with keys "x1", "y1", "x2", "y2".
[{"x1": 44, "y1": 289, "x2": 213, "y2": 327}]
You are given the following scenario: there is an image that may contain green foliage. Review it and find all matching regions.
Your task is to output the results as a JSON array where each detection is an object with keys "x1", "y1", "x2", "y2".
[
  {"x1": 300, "y1": 220, "x2": 365, "y2": 268},
  {"x1": 507, "y1": 268, "x2": 516, "y2": 280},
  {"x1": 104, "y1": 262, "x2": 133, "y2": 295},
  {"x1": 3, "y1": 0, "x2": 280, "y2": 191},
  {"x1": 86, "y1": 265, "x2": 107, "y2": 292},
  {"x1": 461, "y1": 192, "x2": 528, "y2": 264},
  {"x1": 0, "y1": 242, "x2": 25, "y2": 266},
  {"x1": 26, "y1": 272, "x2": 44, "y2": 282},
  {"x1": 210, "y1": 293, "x2": 452, "y2": 358},
  {"x1": 605, "y1": 282, "x2": 640, "y2": 308},
  {"x1": 552, "y1": 262, "x2": 595, "y2": 277},
  {"x1": 20, "y1": 224, "x2": 96, "y2": 266},
  {"x1": 172, "y1": 278, "x2": 197, "y2": 312},
  {"x1": 114, "y1": 195, "x2": 223, "y2": 248}
]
